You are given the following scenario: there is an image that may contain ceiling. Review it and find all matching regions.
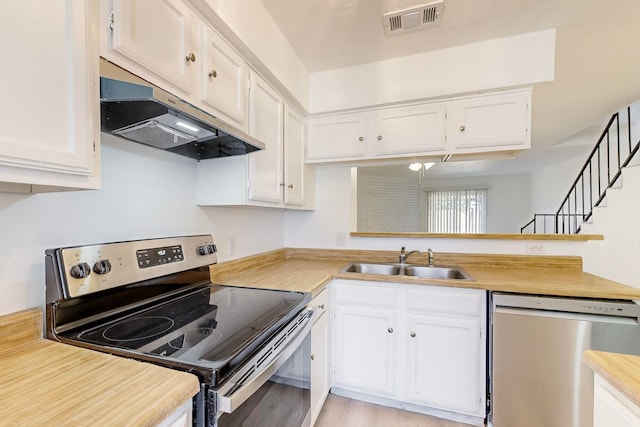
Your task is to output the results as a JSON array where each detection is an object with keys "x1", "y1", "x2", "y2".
[{"x1": 260, "y1": 0, "x2": 640, "y2": 175}]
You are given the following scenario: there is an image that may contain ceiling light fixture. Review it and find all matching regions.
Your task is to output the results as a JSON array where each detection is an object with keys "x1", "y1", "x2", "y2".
[{"x1": 409, "y1": 162, "x2": 435, "y2": 171}]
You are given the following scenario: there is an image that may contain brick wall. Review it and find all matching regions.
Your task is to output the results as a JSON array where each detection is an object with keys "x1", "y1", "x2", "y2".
[{"x1": 357, "y1": 175, "x2": 423, "y2": 231}]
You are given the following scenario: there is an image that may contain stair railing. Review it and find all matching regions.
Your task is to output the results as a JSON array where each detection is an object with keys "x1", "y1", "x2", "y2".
[
  {"x1": 522, "y1": 104, "x2": 640, "y2": 234},
  {"x1": 520, "y1": 213, "x2": 582, "y2": 234}
]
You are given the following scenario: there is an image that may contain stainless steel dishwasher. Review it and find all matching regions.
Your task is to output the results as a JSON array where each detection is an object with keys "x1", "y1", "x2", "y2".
[{"x1": 490, "y1": 293, "x2": 640, "y2": 427}]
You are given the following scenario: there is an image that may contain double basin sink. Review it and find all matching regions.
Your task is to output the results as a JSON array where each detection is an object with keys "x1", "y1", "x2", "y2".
[{"x1": 342, "y1": 262, "x2": 474, "y2": 281}]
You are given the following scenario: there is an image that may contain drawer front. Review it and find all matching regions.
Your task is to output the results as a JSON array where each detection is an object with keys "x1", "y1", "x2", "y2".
[
  {"x1": 406, "y1": 287, "x2": 485, "y2": 318},
  {"x1": 311, "y1": 287, "x2": 330, "y2": 318},
  {"x1": 333, "y1": 280, "x2": 396, "y2": 307}
]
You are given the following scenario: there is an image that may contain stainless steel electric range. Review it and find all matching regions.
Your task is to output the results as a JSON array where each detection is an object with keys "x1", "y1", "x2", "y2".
[{"x1": 45, "y1": 235, "x2": 314, "y2": 427}]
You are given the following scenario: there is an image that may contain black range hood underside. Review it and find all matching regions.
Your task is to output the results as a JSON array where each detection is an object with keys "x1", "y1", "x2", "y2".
[{"x1": 99, "y1": 59, "x2": 264, "y2": 160}]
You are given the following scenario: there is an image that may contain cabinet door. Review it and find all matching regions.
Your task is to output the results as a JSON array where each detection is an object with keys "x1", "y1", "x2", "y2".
[
  {"x1": 334, "y1": 305, "x2": 396, "y2": 396},
  {"x1": 283, "y1": 105, "x2": 306, "y2": 206},
  {"x1": 200, "y1": 24, "x2": 247, "y2": 124},
  {"x1": 594, "y1": 374, "x2": 640, "y2": 427},
  {"x1": 406, "y1": 314, "x2": 484, "y2": 416},
  {"x1": 110, "y1": 0, "x2": 197, "y2": 95},
  {"x1": 307, "y1": 113, "x2": 368, "y2": 161},
  {"x1": 374, "y1": 104, "x2": 446, "y2": 156},
  {"x1": 311, "y1": 311, "x2": 330, "y2": 426},
  {"x1": 0, "y1": 1, "x2": 99, "y2": 189},
  {"x1": 248, "y1": 72, "x2": 283, "y2": 203},
  {"x1": 446, "y1": 91, "x2": 530, "y2": 152}
]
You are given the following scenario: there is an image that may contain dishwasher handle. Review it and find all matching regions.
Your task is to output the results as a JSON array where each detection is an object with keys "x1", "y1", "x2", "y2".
[
  {"x1": 494, "y1": 306, "x2": 640, "y2": 326},
  {"x1": 492, "y1": 293, "x2": 640, "y2": 320}
]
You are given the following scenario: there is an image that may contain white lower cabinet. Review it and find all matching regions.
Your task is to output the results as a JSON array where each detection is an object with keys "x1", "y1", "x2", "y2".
[
  {"x1": 406, "y1": 314, "x2": 483, "y2": 413},
  {"x1": 310, "y1": 288, "x2": 331, "y2": 425},
  {"x1": 594, "y1": 373, "x2": 640, "y2": 427},
  {"x1": 331, "y1": 280, "x2": 487, "y2": 420},
  {"x1": 334, "y1": 304, "x2": 397, "y2": 396},
  {"x1": 155, "y1": 399, "x2": 192, "y2": 427}
]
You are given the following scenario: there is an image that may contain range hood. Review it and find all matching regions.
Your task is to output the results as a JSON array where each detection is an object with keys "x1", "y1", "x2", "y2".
[{"x1": 99, "y1": 59, "x2": 264, "y2": 160}]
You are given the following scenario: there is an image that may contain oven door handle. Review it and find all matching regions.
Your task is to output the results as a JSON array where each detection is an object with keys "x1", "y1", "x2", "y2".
[{"x1": 216, "y1": 307, "x2": 316, "y2": 414}]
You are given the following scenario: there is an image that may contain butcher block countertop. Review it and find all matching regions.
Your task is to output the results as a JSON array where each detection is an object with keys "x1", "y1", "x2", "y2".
[
  {"x1": 209, "y1": 248, "x2": 640, "y2": 300},
  {"x1": 584, "y1": 350, "x2": 640, "y2": 407},
  {"x1": 0, "y1": 308, "x2": 200, "y2": 427}
]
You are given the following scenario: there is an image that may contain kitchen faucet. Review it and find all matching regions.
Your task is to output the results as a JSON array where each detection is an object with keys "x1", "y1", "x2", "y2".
[
  {"x1": 427, "y1": 248, "x2": 434, "y2": 267},
  {"x1": 399, "y1": 246, "x2": 421, "y2": 264}
]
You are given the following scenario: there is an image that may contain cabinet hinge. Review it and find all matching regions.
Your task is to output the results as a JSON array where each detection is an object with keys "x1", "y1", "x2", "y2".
[
  {"x1": 93, "y1": 141, "x2": 96, "y2": 152},
  {"x1": 108, "y1": 9, "x2": 115, "y2": 31}
]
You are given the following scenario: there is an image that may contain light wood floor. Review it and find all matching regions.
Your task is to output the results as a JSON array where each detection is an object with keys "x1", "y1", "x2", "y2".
[{"x1": 315, "y1": 394, "x2": 476, "y2": 427}]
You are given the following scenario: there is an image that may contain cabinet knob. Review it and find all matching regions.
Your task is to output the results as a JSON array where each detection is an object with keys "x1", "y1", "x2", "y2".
[
  {"x1": 185, "y1": 52, "x2": 196, "y2": 62},
  {"x1": 310, "y1": 354, "x2": 315, "y2": 361},
  {"x1": 358, "y1": 136, "x2": 364, "y2": 142},
  {"x1": 410, "y1": 332, "x2": 416, "y2": 337},
  {"x1": 288, "y1": 184, "x2": 294, "y2": 189},
  {"x1": 388, "y1": 328, "x2": 394, "y2": 333},
  {"x1": 208, "y1": 69, "x2": 217, "y2": 78},
  {"x1": 459, "y1": 125, "x2": 466, "y2": 132},
  {"x1": 280, "y1": 183, "x2": 285, "y2": 187},
  {"x1": 318, "y1": 304, "x2": 325, "y2": 310},
  {"x1": 377, "y1": 135, "x2": 382, "y2": 141}
]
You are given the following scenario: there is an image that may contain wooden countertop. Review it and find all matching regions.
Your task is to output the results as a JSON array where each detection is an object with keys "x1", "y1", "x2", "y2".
[
  {"x1": 0, "y1": 309, "x2": 200, "y2": 427},
  {"x1": 584, "y1": 350, "x2": 640, "y2": 407},
  {"x1": 210, "y1": 248, "x2": 640, "y2": 300}
]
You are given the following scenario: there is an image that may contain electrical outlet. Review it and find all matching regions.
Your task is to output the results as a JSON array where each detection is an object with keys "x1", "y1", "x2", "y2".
[
  {"x1": 228, "y1": 236, "x2": 236, "y2": 256},
  {"x1": 336, "y1": 232, "x2": 346, "y2": 246},
  {"x1": 526, "y1": 243, "x2": 545, "y2": 254}
]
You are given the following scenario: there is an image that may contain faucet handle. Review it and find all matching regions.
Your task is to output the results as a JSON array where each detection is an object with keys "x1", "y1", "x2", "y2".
[{"x1": 400, "y1": 246, "x2": 406, "y2": 254}]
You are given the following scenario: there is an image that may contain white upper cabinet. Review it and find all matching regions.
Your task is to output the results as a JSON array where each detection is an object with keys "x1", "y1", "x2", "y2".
[
  {"x1": 446, "y1": 90, "x2": 530, "y2": 152},
  {"x1": 373, "y1": 103, "x2": 446, "y2": 156},
  {"x1": 248, "y1": 71, "x2": 284, "y2": 203},
  {"x1": 107, "y1": 0, "x2": 198, "y2": 97},
  {"x1": 197, "y1": 73, "x2": 314, "y2": 210},
  {"x1": 306, "y1": 88, "x2": 531, "y2": 164},
  {"x1": 200, "y1": 24, "x2": 247, "y2": 125},
  {"x1": 0, "y1": 1, "x2": 100, "y2": 192},
  {"x1": 102, "y1": 0, "x2": 250, "y2": 131},
  {"x1": 307, "y1": 112, "x2": 369, "y2": 161},
  {"x1": 283, "y1": 105, "x2": 309, "y2": 206}
]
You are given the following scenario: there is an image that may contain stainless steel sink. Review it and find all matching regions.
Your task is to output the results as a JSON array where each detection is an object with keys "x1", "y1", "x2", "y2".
[
  {"x1": 403, "y1": 265, "x2": 473, "y2": 280},
  {"x1": 341, "y1": 262, "x2": 474, "y2": 281},
  {"x1": 343, "y1": 263, "x2": 402, "y2": 275}
]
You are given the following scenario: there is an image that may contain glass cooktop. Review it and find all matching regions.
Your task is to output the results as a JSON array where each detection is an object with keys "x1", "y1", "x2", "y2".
[{"x1": 64, "y1": 284, "x2": 308, "y2": 382}]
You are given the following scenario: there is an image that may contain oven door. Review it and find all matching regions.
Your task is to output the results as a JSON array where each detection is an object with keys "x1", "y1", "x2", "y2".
[{"x1": 215, "y1": 308, "x2": 315, "y2": 427}]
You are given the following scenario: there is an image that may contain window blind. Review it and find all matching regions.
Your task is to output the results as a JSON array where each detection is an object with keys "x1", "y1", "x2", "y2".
[{"x1": 425, "y1": 189, "x2": 487, "y2": 233}]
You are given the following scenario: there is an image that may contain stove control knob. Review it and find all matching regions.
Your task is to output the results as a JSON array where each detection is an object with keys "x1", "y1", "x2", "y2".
[
  {"x1": 93, "y1": 259, "x2": 112, "y2": 275},
  {"x1": 70, "y1": 263, "x2": 91, "y2": 279},
  {"x1": 198, "y1": 244, "x2": 217, "y2": 255}
]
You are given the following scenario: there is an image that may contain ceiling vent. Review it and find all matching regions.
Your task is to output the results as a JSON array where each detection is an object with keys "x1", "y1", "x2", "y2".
[{"x1": 383, "y1": 1, "x2": 443, "y2": 36}]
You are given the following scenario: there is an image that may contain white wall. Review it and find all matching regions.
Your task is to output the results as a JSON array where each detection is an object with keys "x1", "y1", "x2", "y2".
[
  {"x1": 309, "y1": 29, "x2": 555, "y2": 113},
  {"x1": 285, "y1": 167, "x2": 586, "y2": 257},
  {"x1": 0, "y1": 134, "x2": 285, "y2": 315},
  {"x1": 582, "y1": 166, "x2": 640, "y2": 288}
]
